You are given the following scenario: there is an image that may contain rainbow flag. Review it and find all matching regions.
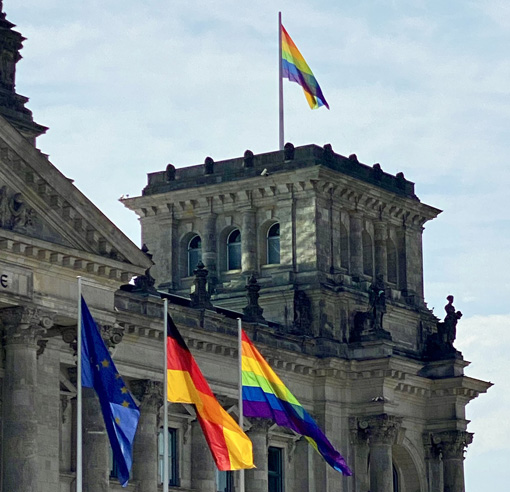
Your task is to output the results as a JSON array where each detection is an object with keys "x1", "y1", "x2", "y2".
[
  {"x1": 241, "y1": 330, "x2": 351, "y2": 475},
  {"x1": 166, "y1": 314, "x2": 254, "y2": 470},
  {"x1": 281, "y1": 25, "x2": 329, "y2": 110}
]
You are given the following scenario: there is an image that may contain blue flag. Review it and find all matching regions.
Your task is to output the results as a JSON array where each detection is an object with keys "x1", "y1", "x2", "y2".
[{"x1": 81, "y1": 296, "x2": 140, "y2": 487}]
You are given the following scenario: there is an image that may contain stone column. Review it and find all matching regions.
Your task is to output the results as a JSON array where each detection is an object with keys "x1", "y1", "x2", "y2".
[
  {"x1": 132, "y1": 380, "x2": 162, "y2": 492},
  {"x1": 241, "y1": 208, "x2": 257, "y2": 275},
  {"x1": 438, "y1": 431, "x2": 472, "y2": 492},
  {"x1": 1, "y1": 306, "x2": 47, "y2": 492},
  {"x1": 374, "y1": 221, "x2": 388, "y2": 281},
  {"x1": 190, "y1": 419, "x2": 216, "y2": 491},
  {"x1": 350, "y1": 418, "x2": 370, "y2": 492},
  {"x1": 37, "y1": 338, "x2": 61, "y2": 490},
  {"x1": 349, "y1": 212, "x2": 363, "y2": 279},
  {"x1": 245, "y1": 419, "x2": 270, "y2": 492},
  {"x1": 201, "y1": 212, "x2": 218, "y2": 288},
  {"x1": 365, "y1": 414, "x2": 402, "y2": 492},
  {"x1": 83, "y1": 387, "x2": 109, "y2": 492},
  {"x1": 423, "y1": 434, "x2": 443, "y2": 492}
]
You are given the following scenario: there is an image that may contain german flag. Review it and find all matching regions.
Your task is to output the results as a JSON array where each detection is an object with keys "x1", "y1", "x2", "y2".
[{"x1": 166, "y1": 314, "x2": 254, "y2": 470}]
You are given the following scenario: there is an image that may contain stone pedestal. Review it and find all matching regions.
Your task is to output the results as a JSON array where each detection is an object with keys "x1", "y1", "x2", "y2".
[
  {"x1": 241, "y1": 209, "x2": 257, "y2": 274},
  {"x1": 1, "y1": 307, "x2": 46, "y2": 492},
  {"x1": 190, "y1": 420, "x2": 216, "y2": 491},
  {"x1": 245, "y1": 419, "x2": 270, "y2": 492},
  {"x1": 83, "y1": 387, "x2": 109, "y2": 492},
  {"x1": 349, "y1": 213, "x2": 363, "y2": 278},
  {"x1": 132, "y1": 380, "x2": 162, "y2": 492}
]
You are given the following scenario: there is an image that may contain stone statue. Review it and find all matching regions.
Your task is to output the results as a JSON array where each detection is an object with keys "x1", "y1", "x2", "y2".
[
  {"x1": 368, "y1": 274, "x2": 387, "y2": 331},
  {"x1": 441, "y1": 295, "x2": 462, "y2": 345},
  {"x1": 424, "y1": 295, "x2": 463, "y2": 358}
]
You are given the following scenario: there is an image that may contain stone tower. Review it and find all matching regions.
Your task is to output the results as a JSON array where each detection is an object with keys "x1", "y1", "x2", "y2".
[
  {"x1": 0, "y1": 1, "x2": 47, "y2": 144},
  {"x1": 124, "y1": 143, "x2": 442, "y2": 356}
]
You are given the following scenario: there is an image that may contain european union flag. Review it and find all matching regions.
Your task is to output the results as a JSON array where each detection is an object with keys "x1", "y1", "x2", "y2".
[{"x1": 81, "y1": 297, "x2": 140, "y2": 487}]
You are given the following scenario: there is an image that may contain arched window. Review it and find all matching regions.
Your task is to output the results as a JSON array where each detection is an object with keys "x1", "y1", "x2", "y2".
[
  {"x1": 362, "y1": 230, "x2": 374, "y2": 277},
  {"x1": 267, "y1": 223, "x2": 280, "y2": 264},
  {"x1": 187, "y1": 235, "x2": 202, "y2": 276},
  {"x1": 227, "y1": 229, "x2": 241, "y2": 270}
]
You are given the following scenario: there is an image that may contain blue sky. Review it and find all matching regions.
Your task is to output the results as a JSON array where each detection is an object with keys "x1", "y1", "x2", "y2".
[{"x1": 7, "y1": 0, "x2": 510, "y2": 489}]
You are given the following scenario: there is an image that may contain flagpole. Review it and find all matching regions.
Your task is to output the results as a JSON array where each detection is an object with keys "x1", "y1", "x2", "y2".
[
  {"x1": 237, "y1": 317, "x2": 245, "y2": 492},
  {"x1": 163, "y1": 299, "x2": 169, "y2": 492},
  {"x1": 278, "y1": 11, "x2": 284, "y2": 151},
  {"x1": 76, "y1": 276, "x2": 83, "y2": 492}
]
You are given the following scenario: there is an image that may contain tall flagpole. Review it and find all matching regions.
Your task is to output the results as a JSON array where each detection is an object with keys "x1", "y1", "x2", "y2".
[
  {"x1": 278, "y1": 11, "x2": 284, "y2": 151},
  {"x1": 76, "y1": 276, "x2": 83, "y2": 492},
  {"x1": 237, "y1": 317, "x2": 245, "y2": 492},
  {"x1": 163, "y1": 299, "x2": 169, "y2": 492}
]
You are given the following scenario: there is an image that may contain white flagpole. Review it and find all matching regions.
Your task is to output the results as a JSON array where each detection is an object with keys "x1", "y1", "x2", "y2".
[
  {"x1": 76, "y1": 276, "x2": 83, "y2": 492},
  {"x1": 237, "y1": 317, "x2": 245, "y2": 492},
  {"x1": 163, "y1": 299, "x2": 169, "y2": 492},
  {"x1": 278, "y1": 11, "x2": 284, "y2": 151}
]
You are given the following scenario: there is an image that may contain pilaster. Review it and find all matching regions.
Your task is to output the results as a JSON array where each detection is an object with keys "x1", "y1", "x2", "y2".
[
  {"x1": 374, "y1": 221, "x2": 388, "y2": 281},
  {"x1": 245, "y1": 419, "x2": 271, "y2": 492},
  {"x1": 190, "y1": 419, "x2": 216, "y2": 491},
  {"x1": 423, "y1": 433, "x2": 443, "y2": 492},
  {"x1": 241, "y1": 208, "x2": 257, "y2": 275},
  {"x1": 132, "y1": 380, "x2": 162, "y2": 492},
  {"x1": 349, "y1": 212, "x2": 363, "y2": 279},
  {"x1": 201, "y1": 212, "x2": 218, "y2": 287},
  {"x1": 350, "y1": 418, "x2": 370, "y2": 492}
]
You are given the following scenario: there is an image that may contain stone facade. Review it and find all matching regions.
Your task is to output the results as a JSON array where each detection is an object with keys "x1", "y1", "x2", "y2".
[{"x1": 0, "y1": 5, "x2": 492, "y2": 492}]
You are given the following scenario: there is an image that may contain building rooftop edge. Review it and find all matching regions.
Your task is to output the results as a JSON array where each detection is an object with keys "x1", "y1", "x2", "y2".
[{"x1": 140, "y1": 143, "x2": 419, "y2": 200}]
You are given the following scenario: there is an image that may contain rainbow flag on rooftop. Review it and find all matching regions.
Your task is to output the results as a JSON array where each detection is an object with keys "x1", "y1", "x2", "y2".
[
  {"x1": 241, "y1": 330, "x2": 351, "y2": 475},
  {"x1": 281, "y1": 24, "x2": 329, "y2": 110}
]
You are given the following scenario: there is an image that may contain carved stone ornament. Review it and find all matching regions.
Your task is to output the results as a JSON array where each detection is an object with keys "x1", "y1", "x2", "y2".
[
  {"x1": 0, "y1": 306, "x2": 52, "y2": 347},
  {"x1": 0, "y1": 184, "x2": 36, "y2": 232},
  {"x1": 131, "y1": 379, "x2": 163, "y2": 412},
  {"x1": 100, "y1": 323, "x2": 125, "y2": 348},
  {"x1": 430, "y1": 431, "x2": 473, "y2": 460},
  {"x1": 243, "y1": 275, "x2": 265, "y2": 323},
  {"x1": 360, "y1": 414, "x2": 403, "y2": 445}
]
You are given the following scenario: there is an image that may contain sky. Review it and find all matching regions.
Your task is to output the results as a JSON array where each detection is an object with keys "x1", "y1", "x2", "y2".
[{"x1": 6, "y1": 0, "x2": 510, "y2": 489}]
